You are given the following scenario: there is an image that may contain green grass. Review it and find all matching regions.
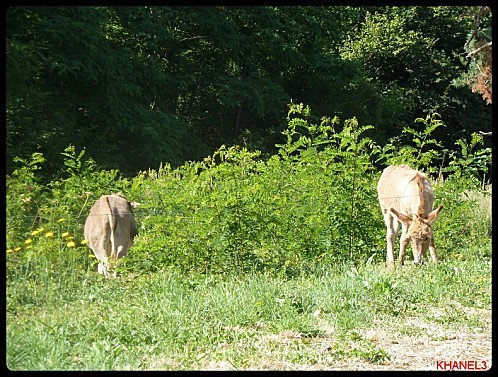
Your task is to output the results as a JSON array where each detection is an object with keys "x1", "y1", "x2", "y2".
[
  {"x1": 6, "y1": 254, "x2": 491, "y2": 370},
  {"x1": 6, "y1": 102, "x2": 491, "y2": 370}
]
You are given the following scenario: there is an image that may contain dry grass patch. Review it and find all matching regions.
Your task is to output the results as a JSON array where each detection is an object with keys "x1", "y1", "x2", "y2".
[
  {"x1": 146, "y1": 300, "x2": 491, "y2": 371},
  {"x1": 354, "y1": 304, "x2": 491, "y2": 371}
]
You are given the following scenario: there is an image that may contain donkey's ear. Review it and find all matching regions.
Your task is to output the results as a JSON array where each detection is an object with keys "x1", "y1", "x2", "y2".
[
  {"x1": 425, "y1": 205, "x2": 443, "y2": 224},
  {"x1": 389, "y1": 208, "x2": 412, "y2": 225},
  {"x1": 129, "y1": 201, "x2": 140, "y2": 209}
]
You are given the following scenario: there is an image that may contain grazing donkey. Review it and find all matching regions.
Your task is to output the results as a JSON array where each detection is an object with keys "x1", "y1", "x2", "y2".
[
  {"x1": 377, "y1": 165, "x2": 443, "y2": 267},
  {"x1": 84, "y1": 194, "x2": 139, "y2": 277}
]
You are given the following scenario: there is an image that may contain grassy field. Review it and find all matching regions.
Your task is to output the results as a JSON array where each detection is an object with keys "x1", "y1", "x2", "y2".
[
  {"x1": 5, "y1": 124, "x2": 492, "y2": 371},
  {"x1": 6, "y1": 254, "x2": 491, "y2": 371}
]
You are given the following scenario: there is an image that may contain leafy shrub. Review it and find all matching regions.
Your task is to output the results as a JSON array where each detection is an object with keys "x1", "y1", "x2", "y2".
[
  {"x1": 123, "y1": 103, "x2": 388, "y2": 275},
  {"x1": 6, "y1": 103, "x2": 491, "y2": 279},
  {"x1": 433, "y1": 175, "x2": 491, "y2": 260}
]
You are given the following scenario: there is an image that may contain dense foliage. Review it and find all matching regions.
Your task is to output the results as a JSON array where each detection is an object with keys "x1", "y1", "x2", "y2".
[
  {"x1": 6, "y1": 103, "x2": 491, "y2": 277},
  {"x1": 6, "y1": 6, "x2": 492, "y2": 178}
]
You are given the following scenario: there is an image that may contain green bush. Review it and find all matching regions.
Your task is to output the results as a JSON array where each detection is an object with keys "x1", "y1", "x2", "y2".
[{"x1": 6, "y1": 103, "x2": 491, "y2": 279}]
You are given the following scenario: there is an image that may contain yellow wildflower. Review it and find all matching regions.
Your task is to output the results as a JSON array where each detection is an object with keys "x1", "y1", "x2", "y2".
[
  {"x1": 26, "y1": 245, "x2": 32, "y2": 249},
  {"x1": 24, "y1": 239, "x2": 33, "y2": 245},
  {"x1": 7, "y1": 249, "x2": 14, "y2": 253},
  {"x1": 57, "y1": 218, "x2": 65, "y2": 223},
  {"x1": 62, "y1": 232, "x2": 70, "y2": 239},
  {"x1": 45, "y1": 232, "x2": 54, "y2": 238},
  {"x1": 14, "y1": 247, "x2": 22, "y2": 252},
  {"x1": 88, "y1": 254, "x2": 96, "y2": 258},
  {"x1": 67, "y1": 241, "x2": 76, "y2": 248},
  {"x1": 31, "y1": 230, "x2": 40, "y2": 236},
  {"x1": 80, "y1": 240, "x2": 88, "y2": 245}
]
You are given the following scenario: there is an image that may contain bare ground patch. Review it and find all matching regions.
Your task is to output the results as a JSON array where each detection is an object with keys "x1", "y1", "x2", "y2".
[
  {"x1": 147, "y1": 304, "x2": 491, "y2": 371},
  {"x1": 349, "y1": 315, "x2": 491, "y2": 370}
]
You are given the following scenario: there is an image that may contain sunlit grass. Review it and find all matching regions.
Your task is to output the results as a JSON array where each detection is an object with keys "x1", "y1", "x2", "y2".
[{"x1": 6, "y1": 256, "x2": 491, "y2": 370}]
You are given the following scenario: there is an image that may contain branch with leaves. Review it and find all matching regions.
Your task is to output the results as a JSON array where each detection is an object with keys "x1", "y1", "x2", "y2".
[{"x1": 466, "y1": 40, "x2": 492, "y2": 58}]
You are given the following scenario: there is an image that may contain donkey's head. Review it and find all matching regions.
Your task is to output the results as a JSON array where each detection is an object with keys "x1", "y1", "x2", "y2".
[{"x1": 390, "y1": 205, "x2": 443, "y2": 264}]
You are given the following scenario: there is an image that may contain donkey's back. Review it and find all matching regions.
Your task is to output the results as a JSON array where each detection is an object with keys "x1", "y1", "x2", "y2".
[{"x1": 377, "y1": 164, "x2": 434, "y2": 218}]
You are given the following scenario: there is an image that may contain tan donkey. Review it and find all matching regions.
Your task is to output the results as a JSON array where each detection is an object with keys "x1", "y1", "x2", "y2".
[
  {"x1": 377, "y1": 165, "x2": 443, "y2": 268},
  {"x1": 84, "y1": 194, "x2": 139, "y2": 277}
]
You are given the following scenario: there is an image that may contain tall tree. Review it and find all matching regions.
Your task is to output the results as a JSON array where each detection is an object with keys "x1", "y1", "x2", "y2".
[
  {"x1": 454, "y1": 6, "x2": 492, "y2": 105},
  {"x1": 338, "y1": 6, "x2": 491, "y2": 147},
  {"x1": 7, "y1": 6, "x2": 203, "y2": 176},
  {"x1": 7, "y1": 6, "x2": 491, "y2": 178}
]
